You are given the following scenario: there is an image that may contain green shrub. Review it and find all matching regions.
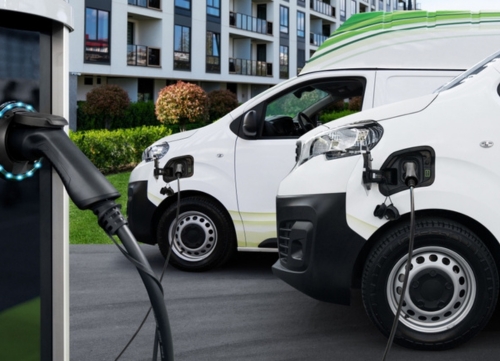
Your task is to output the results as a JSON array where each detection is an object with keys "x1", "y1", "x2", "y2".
[
  {"x1": 156, "y1": 81, "x2": 209, "y2": 131},
  {"x1": 207, "y1": 89, "x2": 239, "y2": 121},
  {"x1": 70, "y1": 126, "x2": 172, "y2": 173},
  {"x1": 82, "y1": 84, "x2": 131, "y2": 129},
  {"x1": 319, "y1": 109, "x2": 360, "y2": 124},
  {"x1": 77, "y1": 101, "x2": 159, "y2": 131},
  {"x1": 123, "y1": 101, "x2": 159, "y2": 128}
]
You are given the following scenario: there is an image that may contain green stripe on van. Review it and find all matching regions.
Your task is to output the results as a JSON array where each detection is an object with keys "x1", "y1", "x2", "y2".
[{"x1": 308, "y1": 11, "x2": 500, "y2": 64}]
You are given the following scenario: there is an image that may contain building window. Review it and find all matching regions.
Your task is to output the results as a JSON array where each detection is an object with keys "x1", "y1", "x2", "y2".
[
  {"x1": 138, "y1": 78, "x2": 154, "y2": 102},
  {"x1": 128, "y1": 0, "x2": 161, "y2": 10},
  {"x1": 297, "y1": 11, "x2": 305, "y2": 38},
  {"x1": 379, "y1": 0, "x2": 383, "y2": 10},
  {"x1": 85, "y1": 8, "x2": 110, "y2": 64},
  {"x1": 340, "y1": 0, "x2": 346, "y2": 20},
  {"x1": 351, "y1": 0, "x2": 357, "y2": 14},
  {"x1": 297, "y1": 48, "x2": 305, "y2": 74},
  {"x1": 386, "y1": 0, "x2": 391, "y2": 12},
  {"x1": 174, "y1": 25, "x2": 190, "y2": 70},
  {"x1": 280, "y1": 6, "x2": 289, "y2": 34},
  {"x1": 207, "y1": 0, "x2": 220, "y2": 16},
  {"x1": 175, "y1": 0, "x2": 190, "y2": 10},
  {"x1": 394, "y1": 0, "x2": 398, "y2": 10},
  {"x1": 206, "y1": 31, "x2": 220, "y2": 73},
  {"x1": 280, "y1": 45, "x2": 289, "y2": 79}
]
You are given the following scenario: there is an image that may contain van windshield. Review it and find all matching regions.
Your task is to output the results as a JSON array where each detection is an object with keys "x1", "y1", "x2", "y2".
[{"x1": 435, "y1": 49, "x2": 500, "y2": 93}]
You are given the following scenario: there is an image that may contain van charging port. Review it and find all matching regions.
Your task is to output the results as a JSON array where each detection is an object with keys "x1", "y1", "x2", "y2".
[
  {"x1": 155, "y1": 155, "x2": 194, "y2": 183},
  {"x1": 363, "y1": 146, "x2": 435, "y2": 196}
]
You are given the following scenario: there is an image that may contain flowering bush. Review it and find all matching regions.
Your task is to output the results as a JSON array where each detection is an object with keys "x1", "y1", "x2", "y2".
[
  {"x1": 156, "y1": 81, "x2": 209, "y2": 131},
  {"x1": 207, "y1": 89, "x2": 239, "y2": 121},
  {"x1": 83, "y1": 84, "x2": 130, "y2": 129}
]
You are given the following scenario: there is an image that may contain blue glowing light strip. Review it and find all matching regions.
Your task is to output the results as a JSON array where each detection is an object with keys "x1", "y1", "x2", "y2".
[
  {"x1": 0, "y1": 160, "x2": 43, "y2": 181},
  {"x1": 0, "y1": 101, "x2": 43, "y2": 181}
]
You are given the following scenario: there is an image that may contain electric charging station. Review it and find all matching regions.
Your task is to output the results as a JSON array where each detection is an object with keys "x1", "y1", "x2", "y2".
[{"x1": 0, "y1": 2, "x2": 73, "y2": 360}]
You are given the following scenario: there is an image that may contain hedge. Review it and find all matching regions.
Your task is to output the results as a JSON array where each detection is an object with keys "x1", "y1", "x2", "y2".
[
  {"x1": 70, "y1": 126, "x2": 173, "y2": 174},
  {"x1": 77, "y1": 101, "x2": 159, "y2": 130}
]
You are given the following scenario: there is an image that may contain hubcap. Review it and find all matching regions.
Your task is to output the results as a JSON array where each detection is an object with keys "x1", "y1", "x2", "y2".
[
  {"x1": 387, "y1": 246, "x2": 476, "y2": 333},
  {"x1": 168, "y1": 211, "x2": 217, "y2": 262}
]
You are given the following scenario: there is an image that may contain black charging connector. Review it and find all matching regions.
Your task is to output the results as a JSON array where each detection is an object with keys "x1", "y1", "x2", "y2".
[
  {"x1": 403, "y1": 161, "x2": 419, "y2": 188},
  {"x1": 0, "y1": 106, "x2": 174, "y2": 361},
  {"x1": 382, "y1": 161, "x2": 419, "y2": 361}
]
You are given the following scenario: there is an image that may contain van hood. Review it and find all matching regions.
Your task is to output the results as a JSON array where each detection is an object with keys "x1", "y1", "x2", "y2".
[
  {"x1": 162, "y1": 128, "x2": 199, "y2": 143},
  {"x1": 299, "y1": 93, "x2": 438, "y2": 142},
  {"x1": 326, "y1": 93, "x2": 438, "y2": 128}
]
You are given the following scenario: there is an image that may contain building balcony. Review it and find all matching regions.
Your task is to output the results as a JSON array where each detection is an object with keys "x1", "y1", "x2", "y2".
[
  {"x1": 229, "y1": 58, "x2": 272, "y2": 77},
  {"x1": 127, "y1": 45, "x2": 161, "y2": 67},
  {"x1": 128, "y1": 0, "x2": 161, "y2": 10},
  {"x1": 310, "y1": 0, "x2": 335, "y2": 17},
  {"x1": 229, "y1": 12, "x2": 273, "y2": 35},
  {"x1": 310, "y1": 32, "x2": 328, "y2": 47}
]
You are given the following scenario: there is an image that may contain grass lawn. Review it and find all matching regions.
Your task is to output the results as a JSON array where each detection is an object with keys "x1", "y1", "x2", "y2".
[{"x1": 70, "y1": 171, "x2": 131, "y2": 244}]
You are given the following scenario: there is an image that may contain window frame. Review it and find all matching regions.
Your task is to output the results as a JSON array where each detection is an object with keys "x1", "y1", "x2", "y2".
[
  {"x1": 206, "y1": 31, "x2": 221, "y2": 73},
  {"x1": 297, "y1": 11, "x2": 305, "y2": 38},
  {"x1": 207, "y1": 0, "x2": 220, "y2": 17},
  {"x1": 174, "y1": 24, "x2": 191, "y2": 71},
  {"x1": 84, "y1": 7, "x2": 111, "y2": 64},
  {"x1": 175, "y1": 0, "x2": 191, "y2": 10},
  {"x1": 280, "y1": 6, "x2": 289, "y2": 34},
  {"x1": 279, "y1": 45, "x2": 289, "y2": 79}
]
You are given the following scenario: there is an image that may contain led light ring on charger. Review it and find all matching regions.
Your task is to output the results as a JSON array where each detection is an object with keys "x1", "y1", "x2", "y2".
[{"x1": 0, "y1": 101, "x2": 43, "y2": 181}]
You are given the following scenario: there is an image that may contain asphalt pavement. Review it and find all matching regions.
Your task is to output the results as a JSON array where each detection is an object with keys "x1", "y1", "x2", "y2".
[{"x1": 70, "y1": 244, "x2": 500, "y2": 361}]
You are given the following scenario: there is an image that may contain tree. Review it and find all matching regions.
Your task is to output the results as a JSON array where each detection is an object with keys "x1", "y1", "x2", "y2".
[
  {"x1": 207, "y1": 89, "x2": 239, "y2": 121},
  {"x1": 156, "y1": 81, "x2": 209, "y2": 131},
  {"x1": 83, "y1": 84, "x2": 130, "y2": 130}
]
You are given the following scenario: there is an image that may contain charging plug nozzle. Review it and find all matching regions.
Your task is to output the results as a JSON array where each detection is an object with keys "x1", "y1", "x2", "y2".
[
  {"x1": 404, "y1": 162, "x2": 419, "y2": 188},
  {"x1": 174, "y1": 163, "x2": 183, "y2": 177}
]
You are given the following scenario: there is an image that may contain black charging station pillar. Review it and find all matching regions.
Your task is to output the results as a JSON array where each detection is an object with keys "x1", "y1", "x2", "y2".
[{"x1": 0, "y1": 2, "x2": 73, "y2": 360}]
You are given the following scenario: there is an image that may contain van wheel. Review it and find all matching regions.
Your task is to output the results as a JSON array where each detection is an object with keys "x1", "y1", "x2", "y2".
[
  {"x1": 156, "y1": 197, "x2": 236, "y2": 272},
  {"x1": 362, "y1": 218, "x2": 498, "y2": 350}
]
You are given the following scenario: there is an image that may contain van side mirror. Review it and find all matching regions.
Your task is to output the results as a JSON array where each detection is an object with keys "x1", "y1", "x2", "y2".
[{"x1": 242, "y1": 110, "x2": 257, "y2": 137}]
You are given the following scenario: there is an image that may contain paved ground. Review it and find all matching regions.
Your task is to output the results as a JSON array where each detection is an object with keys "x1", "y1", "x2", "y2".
[{"x1": 71, "y1": 244, "x2": 500, "y2": 361}]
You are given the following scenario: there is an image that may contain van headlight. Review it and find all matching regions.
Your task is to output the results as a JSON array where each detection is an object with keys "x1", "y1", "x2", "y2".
[
  {"x1": 296, "y1": 121, "x2": 383, "y2": 165},
  {"x1": 142, "y1": 141, "x2": 169, "y2": 162}
]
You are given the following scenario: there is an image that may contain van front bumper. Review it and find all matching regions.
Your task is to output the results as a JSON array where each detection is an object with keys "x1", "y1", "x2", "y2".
[
  {"x1": 272, "y1": 193, "x2": 365, "y2": 305},
  {"x1": 127, "y1": 180, "x2": 157, "y2": 245}
]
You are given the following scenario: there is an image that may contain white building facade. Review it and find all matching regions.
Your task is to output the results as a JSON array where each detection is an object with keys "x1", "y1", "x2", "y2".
[{"x1": 68, "y1": 0, "x2": 414, "y2": 128}]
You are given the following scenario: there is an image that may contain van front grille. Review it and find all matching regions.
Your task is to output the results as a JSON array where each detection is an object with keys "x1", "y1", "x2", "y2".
[{"x1": 278, "y1": 221, "x2": 294, "y2": 264}]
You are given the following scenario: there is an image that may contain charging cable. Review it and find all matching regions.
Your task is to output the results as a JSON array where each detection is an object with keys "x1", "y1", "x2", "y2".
[
  {"x1": 382, "y1": 162, "x2": 418, "y2": 361},
  {"x1": 114, "y1": 168, "x2": 183, "y2": 361}
]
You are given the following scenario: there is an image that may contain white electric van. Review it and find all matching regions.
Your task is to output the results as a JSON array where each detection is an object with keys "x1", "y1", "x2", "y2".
[
  {"x1": 127, "y1": 10, "x2": 500, "y2": 271},
  {"x1": 273, "y1": 49, "x2": 500, "y2": 349}
]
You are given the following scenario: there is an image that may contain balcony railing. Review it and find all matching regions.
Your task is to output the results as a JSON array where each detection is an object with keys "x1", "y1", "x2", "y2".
[
  {"x1": 229, "y1": 12, "x2": 273, "y2": 35},
  {"x1": 310, "y1": 33, "x2": 328, "y2": 47},
  {"x1": 206, "y1": 56, "x2": 221, "y2": 73},
  {"x1": 229, "y1": 58, "x2": 272, "y2": 77},
  {"x1": 128, "y1": 0, "x2": 161, "y2": 10},
  {"x1": 127, "y1": 45, "x2": 161, "y2": 67},
  {"x1": 310, "y1": 0, "x2": 335, "y2": 17}
]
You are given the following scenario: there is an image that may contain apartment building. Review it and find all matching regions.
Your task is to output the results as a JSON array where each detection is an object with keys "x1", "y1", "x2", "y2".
[{"x1": 68, "y1": 0, "x2": 416, "y2": 128}]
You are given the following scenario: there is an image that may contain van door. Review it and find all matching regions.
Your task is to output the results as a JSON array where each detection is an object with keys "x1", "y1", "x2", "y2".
[
  {"x1": 234, "y1": 72, "x2": 375, "y2": 248},
  {"x1": 372, "y1": 70, "x2": 462, "y2": 108}
]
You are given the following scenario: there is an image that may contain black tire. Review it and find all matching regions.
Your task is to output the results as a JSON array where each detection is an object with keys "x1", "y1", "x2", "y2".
[
  {"x1": 362, "y1": 218, "x2": 498, "y2": 350},
  {"x1": 156, "y1": 196, "x2": 236, "y2": 272}
]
